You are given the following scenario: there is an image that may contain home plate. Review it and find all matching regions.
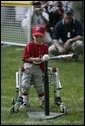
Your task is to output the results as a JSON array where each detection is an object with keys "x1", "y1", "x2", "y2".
[{"x1": 27, "y1": 111, "x2": 64, "y2": 120}]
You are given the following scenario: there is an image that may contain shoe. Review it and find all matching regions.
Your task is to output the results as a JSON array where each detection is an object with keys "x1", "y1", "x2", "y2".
[
  {"x1": 40, "y1": 101, "x2": 45, "y2": 108},
  {"x1": 59, "y1": 102, "x2": 67, "y2": 113},
  {"x1": 19, "y1": 103, "x2": 27, "y2": 111},
  {"x1": 55, "y1": 96, "x2": 62, "y2": 106},
  {"x1": 9, "y1": 97, "x2": 23, "y2": 113},
  {"x1": 19, "y1": 103, "x2": 30, "y2": 111},
  {"x1": 9, "y1": 102, "x2": 21, "y2": 113},
  {"x1": 72, "y1": 53, "x2": 79, "y2": 61}
]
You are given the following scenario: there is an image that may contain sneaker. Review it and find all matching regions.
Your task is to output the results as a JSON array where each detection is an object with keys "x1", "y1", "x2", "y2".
[
  {"x1": 55, "y1": 96, "x2": 62, "y2": 106},
  {"x1": 72, "y1": 53, "x2": 79, "y2": 61},
  {"x1": 19, "y1": 103, "x2": 30, "y2": 111},
  {"x1": 40, "y1": 101, "x2": 45, "y2": 108},
  {"x1": 9, "y1": 102, "x2": 21, "y2": 113}
]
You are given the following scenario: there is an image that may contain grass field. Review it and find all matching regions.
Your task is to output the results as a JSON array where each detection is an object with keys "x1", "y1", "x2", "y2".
[{"x1": 1, "y1": 45, "x2": 84, "y2": 125}]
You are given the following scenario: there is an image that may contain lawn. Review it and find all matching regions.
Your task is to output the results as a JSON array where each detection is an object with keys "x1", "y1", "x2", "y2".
[{"x1": 1, "y1": 45, "x2": 84, "y2": 125}]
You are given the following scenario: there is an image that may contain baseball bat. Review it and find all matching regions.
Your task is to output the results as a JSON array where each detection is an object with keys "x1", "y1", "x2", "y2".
[{"x1": 49, "y1": 53, "x2": 74, "y2": 60}]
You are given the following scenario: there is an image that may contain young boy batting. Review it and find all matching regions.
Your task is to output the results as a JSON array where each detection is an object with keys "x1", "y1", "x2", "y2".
[{"x1": 19, "y1": 24, "x2": 48, "y2": 110}]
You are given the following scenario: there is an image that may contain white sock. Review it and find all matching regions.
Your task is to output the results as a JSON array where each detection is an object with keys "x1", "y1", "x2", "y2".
[
  {"x1": 39, "y1": 95, "x2": 45, "y2": 103},
  {"x1": 22, "y1": 95, "x2": 28, "y2": 105}
]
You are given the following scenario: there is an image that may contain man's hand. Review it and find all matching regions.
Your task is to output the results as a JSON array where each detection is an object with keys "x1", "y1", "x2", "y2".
[
  {"x1": 64, "y1": 39, "x2": 73, "y2": 50},
  {"x1": 53, "y1": 39, "x2": 66, "y2": 54},
  {"x1": 58, "y1": 46, "x2": 66, "y2": 54}
]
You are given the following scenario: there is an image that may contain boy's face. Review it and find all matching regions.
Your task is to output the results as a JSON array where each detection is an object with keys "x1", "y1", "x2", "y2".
[{"x1": 33, "y1": 35, "x2": 43, "y2": 43}]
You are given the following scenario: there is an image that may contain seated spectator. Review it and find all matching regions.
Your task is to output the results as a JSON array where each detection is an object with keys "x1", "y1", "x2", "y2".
[{"x1": 48, "y1": 8, "x2": 84, "y2": 61}]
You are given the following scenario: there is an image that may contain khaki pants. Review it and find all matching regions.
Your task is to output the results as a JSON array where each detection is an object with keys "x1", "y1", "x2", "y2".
[{"x1": 49, "y1": 40, "x2": 83, "y2": 55}]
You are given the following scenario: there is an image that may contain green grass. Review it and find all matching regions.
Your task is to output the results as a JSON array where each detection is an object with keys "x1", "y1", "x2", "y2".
[{"x1": 1, "y1": 45, "x2": 84, "y2": 125}]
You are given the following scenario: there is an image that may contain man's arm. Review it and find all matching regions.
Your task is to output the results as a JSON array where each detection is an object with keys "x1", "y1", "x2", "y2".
[
  {"x1": 53, "y1": 39, "x2": 66, "y2": 53},
  {"x1": 41, "y1": 11, "x2": 49, "y2": 25},
  {"x1": 64, "y1": 35, "x2": 83, "y2": 50},
  {"x1": 68, "y1": 35, "x2": 83, "y2": 44},
  {"x1": 53, "y1": 39, "x2": 61, "y2": 49}
]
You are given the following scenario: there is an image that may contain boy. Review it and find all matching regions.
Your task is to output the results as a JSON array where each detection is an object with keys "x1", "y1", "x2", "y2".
[{"x1": 19, "y1": 24, "x2": 48, "y2": 110}]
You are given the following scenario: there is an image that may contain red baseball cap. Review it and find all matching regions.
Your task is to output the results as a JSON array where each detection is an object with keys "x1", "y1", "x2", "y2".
[{"x1": 32, "y1": 25, "x2": 46, "y2": 37}]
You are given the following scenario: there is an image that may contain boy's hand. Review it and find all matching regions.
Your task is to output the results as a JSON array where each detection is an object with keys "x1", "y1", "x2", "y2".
[
  {"x1": 33, "y1": 57, "x2": 42, "y2": 64},
  {"x1": 41, "y1": 54, "x2": 49, "y2": 61},
  {"x1": 58, "y1": 46, "x2": 66, "y2": 54}
]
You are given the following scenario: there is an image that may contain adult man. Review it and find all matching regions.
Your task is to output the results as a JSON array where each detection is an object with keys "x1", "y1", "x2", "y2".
[
  {"x1": 49, "y1": 8, "x2": 83, "y2": 60},
  {"x1": 31, "y1": 1, "x2": 52, "y2": 44}
]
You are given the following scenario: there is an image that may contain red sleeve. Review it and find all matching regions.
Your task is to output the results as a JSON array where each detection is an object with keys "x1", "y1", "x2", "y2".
[
  {"x1": 22, "y1": 43, "x2": 31, "y2": 61},
  {"x1": 44, "y1": 44, "x2": 48, "y2": 54},
  {"x1": 45, "y1": 44, "x2": 48, "y2": 54}
]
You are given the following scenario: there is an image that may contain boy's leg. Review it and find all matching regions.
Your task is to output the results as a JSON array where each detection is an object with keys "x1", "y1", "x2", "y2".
[
  {"x1": 33, "y1": 66, "x2": 45, "y2": 108},
  {"x1": 19, "y1": 69, "x2": 31, "y2": 110},
  {"x1": 9, "y1": 69, "x2": 31, "y2": 112}
]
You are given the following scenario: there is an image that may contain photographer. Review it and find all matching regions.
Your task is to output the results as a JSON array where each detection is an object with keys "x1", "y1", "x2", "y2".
[{"x1": 31, "y1": 1, "x2": 52, "y2": 45}]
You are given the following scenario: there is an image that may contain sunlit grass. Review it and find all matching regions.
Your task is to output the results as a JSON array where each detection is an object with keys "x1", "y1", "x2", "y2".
[{"x1": 1, "y1": 46, "x2": 84, "y2": 125}]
